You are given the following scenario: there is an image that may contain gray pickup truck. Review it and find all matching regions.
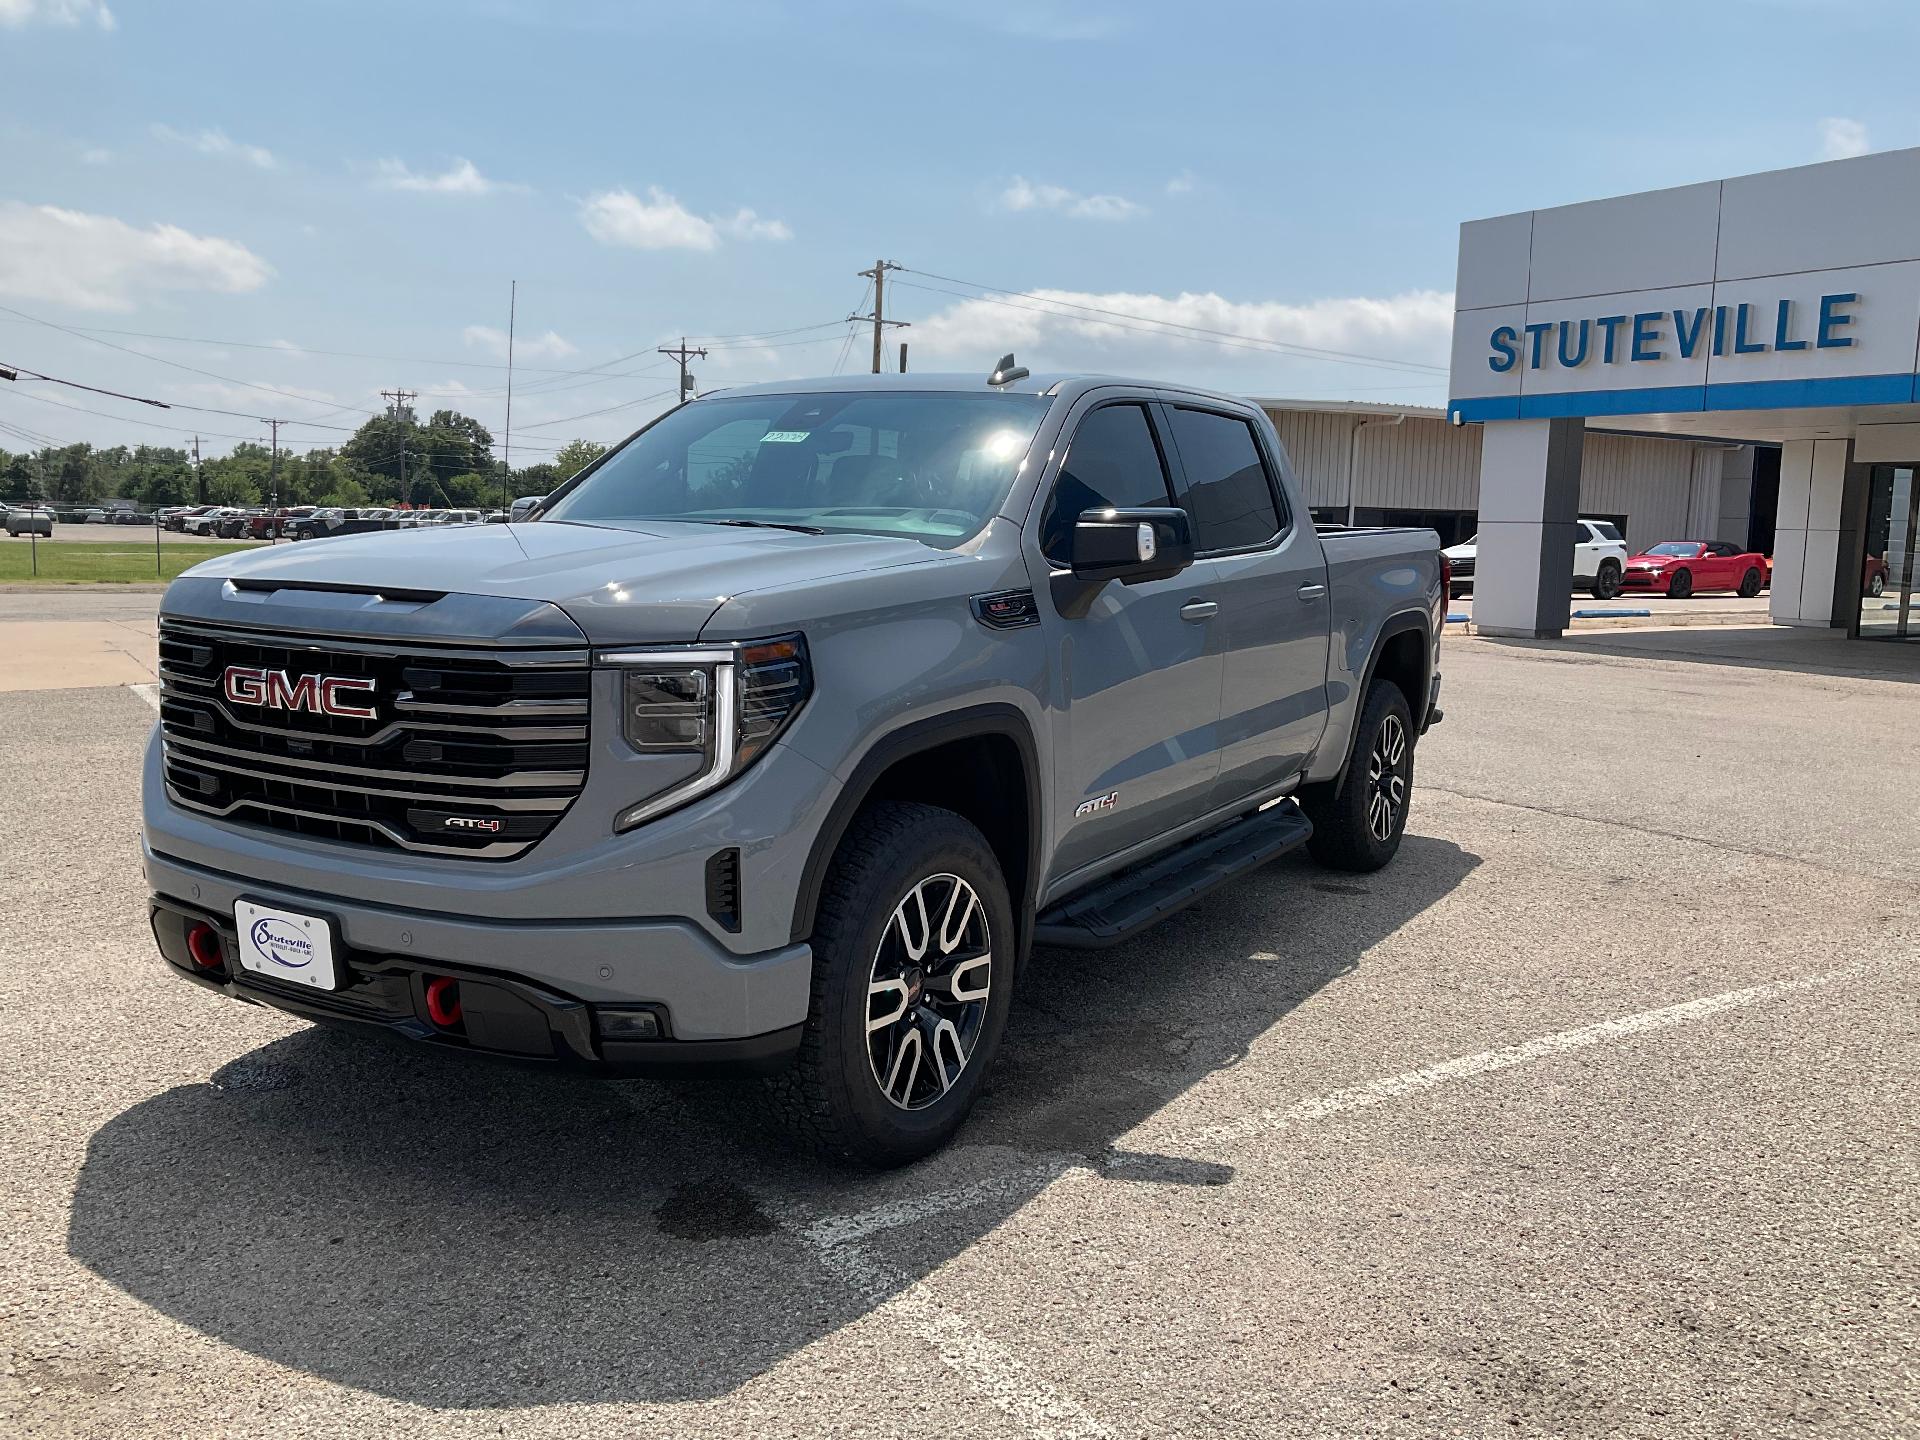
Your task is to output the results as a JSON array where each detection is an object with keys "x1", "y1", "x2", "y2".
[{"x1": 142, "y1": 365, "x2": 1444, "y2": 1164}]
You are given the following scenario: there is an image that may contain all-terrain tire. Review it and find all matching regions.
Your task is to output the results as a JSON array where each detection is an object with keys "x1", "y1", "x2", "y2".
[
  {"x1": 765, "y1": 801, "x2": 1015, "y2": 1167},
  {"x1": 1299, "y1": 682, "x2": 1415, "y2": 873}
]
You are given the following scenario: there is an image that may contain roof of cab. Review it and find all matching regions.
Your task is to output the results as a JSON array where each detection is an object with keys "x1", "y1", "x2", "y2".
[{"x1": 696, "y1": 370, "x2": 1258, "y2": 409}]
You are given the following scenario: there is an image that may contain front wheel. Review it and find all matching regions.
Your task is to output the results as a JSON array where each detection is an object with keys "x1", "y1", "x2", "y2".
[
  {"x1": 768, "y1": 801, "x2": 1014, "y2": 1166},
  {"x1": 1668, "y1": 569, "x2": 1694, "y2": 599},
  {"x1": 1299, "y1": 681, "x2": 1415, "y2": 873},
  {"x1": 1591, "y1": 560, "x2": 1622, "y2": 600},
  {"x1": 1868, "y1": 572, "x2": 1885, "y2": 598}
]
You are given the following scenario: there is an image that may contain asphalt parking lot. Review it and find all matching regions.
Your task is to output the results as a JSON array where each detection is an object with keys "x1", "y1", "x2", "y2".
[{"x1": 2, "y1": 600, "x2": 1915, "y2": 1438}]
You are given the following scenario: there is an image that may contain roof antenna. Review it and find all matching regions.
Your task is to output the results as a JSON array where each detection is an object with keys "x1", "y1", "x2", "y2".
[{"x1": 987, "y1": 353, "x2": 1029, "y2": 386}]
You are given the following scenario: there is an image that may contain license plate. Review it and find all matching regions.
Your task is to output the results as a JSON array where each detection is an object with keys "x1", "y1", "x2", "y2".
[{"x1": 234, "y1": 900, "x2": 338, "y2": 990}]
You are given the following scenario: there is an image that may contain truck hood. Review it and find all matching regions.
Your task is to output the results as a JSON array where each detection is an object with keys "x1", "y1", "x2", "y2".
[{"x1": 173, "y1": 519, "x2": 951, "y2": 644}]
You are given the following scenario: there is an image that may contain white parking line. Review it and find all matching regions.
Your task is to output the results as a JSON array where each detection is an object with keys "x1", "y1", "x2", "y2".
[
  {"x1": 129, "y1": 682, "x2": 160, "y2": 712},
  {"x1": 743, "y1": 965, "x2": 1867, "y2": 1437},
  {"x1": 1152, "y1": 963, "x2": 1858, "y2": 1156}
]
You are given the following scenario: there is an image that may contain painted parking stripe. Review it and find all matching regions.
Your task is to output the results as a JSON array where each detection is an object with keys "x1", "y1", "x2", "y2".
[
  {"x1": 130, "y1": 682, "x2": 161, "y2": 711},
  {"x1": 1135, "y1": 963, "x2": 1859, "y2": 1156}
]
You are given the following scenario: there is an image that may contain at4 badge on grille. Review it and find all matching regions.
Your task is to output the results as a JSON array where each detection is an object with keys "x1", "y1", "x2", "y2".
[{"x1": 223, "y1": 665, "x2": 377, "y2": 719}]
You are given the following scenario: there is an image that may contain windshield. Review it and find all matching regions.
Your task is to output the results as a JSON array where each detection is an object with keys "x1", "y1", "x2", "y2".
[
  {"x1": 543, "y1": 390, "x2": 1052, "y2": 547},
  {"x1": 1646, "y1": 542, "x2": 1698, "y2": 556}
]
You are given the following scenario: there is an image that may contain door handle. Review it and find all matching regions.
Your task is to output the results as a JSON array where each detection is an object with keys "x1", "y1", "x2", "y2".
[
  {"x1": 1297, "y1": 582, "x2": 1328, "y2": 601},
  {"x1": 1179, "y1": 599, "x2": 1218, "y2": 622}
]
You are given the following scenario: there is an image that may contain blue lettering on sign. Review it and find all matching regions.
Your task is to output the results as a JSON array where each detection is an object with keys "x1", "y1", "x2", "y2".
[
  {"x1": 1631, "y1": 312, "x2": 1664, "y2": 362},
  {"x1": 1673, "y1": 307, "x2": 1707, "y2": 359},
  {"x1": 1596, "y1": 315, "x2": 1629, "y2": 364},
  {"x1": 1524, "y1": 322, "x2": 1553, "y2": 369},
  {"x1": 1817, "y1": 292, "x2": 1857, "y2": 348},
  {"x1": 1485, "y1": 292, "x2": 1866, "y2": 373},
  {"x1": 1488, "y1": 325, "x2": 1519, "y2": 372},
  {"x1": 1557, "y1": 318, "x2": 1590, "y2": 368},
  {"x1": 1774, "y1": 299, "x2": 1808, "y2": 352}
]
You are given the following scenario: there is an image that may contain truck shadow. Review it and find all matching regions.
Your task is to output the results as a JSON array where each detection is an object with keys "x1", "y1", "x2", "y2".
[{"x1": 68, "y1": 834, "x2": 1477, "y2": 1408}]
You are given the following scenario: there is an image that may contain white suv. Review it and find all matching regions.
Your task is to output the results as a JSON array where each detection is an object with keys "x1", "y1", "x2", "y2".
[{"x1": 1445, "y1": 518, "x2": 1630, "y2": 601}]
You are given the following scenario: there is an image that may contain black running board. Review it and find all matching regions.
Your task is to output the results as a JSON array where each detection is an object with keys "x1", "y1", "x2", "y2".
[{"x1": 1033, "y1": 802, "x2": 1314, "y2": 949}]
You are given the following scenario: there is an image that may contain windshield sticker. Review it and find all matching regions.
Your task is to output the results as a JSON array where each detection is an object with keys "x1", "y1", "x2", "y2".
[{"x1": 761, "y1": 430, "x2": 810, "y2": 444}]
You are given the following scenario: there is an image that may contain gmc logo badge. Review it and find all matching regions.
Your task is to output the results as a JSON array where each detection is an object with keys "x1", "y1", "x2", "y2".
[{"x1": 223, "y1": 665, "x2": 378, "y2": 719}]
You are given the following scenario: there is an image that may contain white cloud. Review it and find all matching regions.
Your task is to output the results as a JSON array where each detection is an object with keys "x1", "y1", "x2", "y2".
[
  {"x1": 1164, "y1": 171, "x2": 1196, "y2": 196},
  {"x1": 1819, "y1": 116, "x2": 1870, "y2": 161},
  {"x1": 907, "y1": 285, "x2": 1454, "y2": 383},
  {"x1": 463, "y1": 324, "x2": 577, "y2": 360},
  {"x1": 376, "y1": 157, "x2": 514, "y2": 195},
  {"x1": 151, "y1": 124, "x2": 276, "y2": 170},
  {"x1": 998, "y1": 176, "x2": 1144, "y2": 222},
  {"x1": 717, "y1": 207, "x2": 793, "y2": 243},
  {"x1": 0, "y1": 0, "x2": 114, "y2": 29},
  {"x1": 578, "y1": 187, "x2": 792, "y2": 251},
  {"x1": 0, "y1": 203, "x2": 271, "y2": 312}
]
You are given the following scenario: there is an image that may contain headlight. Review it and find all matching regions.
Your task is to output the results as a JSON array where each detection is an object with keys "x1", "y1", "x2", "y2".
[{"x1": 607, "y1": 634, "x2": 812, "y2": 831}]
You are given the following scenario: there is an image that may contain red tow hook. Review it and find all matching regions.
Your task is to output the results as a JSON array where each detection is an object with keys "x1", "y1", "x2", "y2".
[
  {"x1": 184, "y1": 921, "x2": 224, "y2": 971},
  {"x1": 424, "y1": 975, "x2": 463, "y2": 1029}
]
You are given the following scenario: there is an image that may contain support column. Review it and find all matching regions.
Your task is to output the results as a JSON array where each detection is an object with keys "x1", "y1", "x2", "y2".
[
  {"x1": 1472, "y1": 417, "x2": 1584, "y2": 638},
  {"x1": 1770, "y1": 439, "x2": 1850, "y2": 627}
]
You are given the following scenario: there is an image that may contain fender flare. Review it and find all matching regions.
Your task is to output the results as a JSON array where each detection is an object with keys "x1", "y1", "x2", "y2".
[
  {"x1": 788, "y1": 702, "x2": 1043, "y2": 951},
  {"x1": 1327, "y1": 610, "x2": 1433, "y2": 791}
]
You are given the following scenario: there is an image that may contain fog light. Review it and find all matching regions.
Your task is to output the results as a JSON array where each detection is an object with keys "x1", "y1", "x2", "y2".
[
  {"x1": 185, "y1": 920, "x2": 224, "y2": 971},
  {"x1": 596, "y1": 1007, "x2": 663, "y2": 1041}
]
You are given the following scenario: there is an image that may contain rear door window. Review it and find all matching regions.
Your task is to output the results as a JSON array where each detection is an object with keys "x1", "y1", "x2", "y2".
[
  {"x1": 1040, "y1": 403, "x2": 1174, "y2": 564},
  {"x1": 1165, "y1": 407, "x2": 1285, "y2": 552}
]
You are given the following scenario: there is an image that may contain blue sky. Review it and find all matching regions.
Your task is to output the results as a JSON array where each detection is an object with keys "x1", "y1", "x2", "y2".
[{"x1": 1, "y1": 0, "x2": 1915, "y2": 459}]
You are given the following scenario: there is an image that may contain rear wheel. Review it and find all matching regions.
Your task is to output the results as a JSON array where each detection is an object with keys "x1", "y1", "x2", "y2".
[
  {"x1": 767, "y1": 801, "x2": 1014, "y2": 1166},
  {"x1": 1668, "y1": 569, "x2": 1694, "y2": 599},
  {"x1": 1868, "y1": 572, "x2": 1885, "y2": 598},
  {"x1": 1737, "y1": 567, "x2": 1762, "y2": 597},
  {"x1": 1300, "y1": 682, "x2": 1414, "y2": 873},
  {"x1": 1591, "y1": 560, "x2": 1622, "y2": 600}
]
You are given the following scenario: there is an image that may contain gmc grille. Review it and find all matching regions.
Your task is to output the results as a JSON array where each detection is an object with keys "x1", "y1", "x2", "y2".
[{"x1": 157, "y1": 620, "x2": 590, "y2": 860}]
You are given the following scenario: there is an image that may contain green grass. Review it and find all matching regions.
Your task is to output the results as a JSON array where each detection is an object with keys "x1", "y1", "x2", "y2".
[{"x1": 0, "y1": 539, "x2": 261, "y2": 584}]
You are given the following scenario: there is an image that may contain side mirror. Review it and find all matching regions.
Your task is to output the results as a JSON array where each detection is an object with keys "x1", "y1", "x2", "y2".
[{"x1": 1069, "y1": 507, "x2": 1194, "y2": 585}]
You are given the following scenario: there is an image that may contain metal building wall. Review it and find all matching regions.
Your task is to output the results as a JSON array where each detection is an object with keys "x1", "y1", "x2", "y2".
[
  {"x1": 1260, "y1": 401, "x2": 1734, "y2": 544},
  {"x1": 1579, "y1": 431, "x2": 1712, "y2": 544},
  {"x1": 1352, "y1": 416, "x2": 1481, "y2": 510},
  {"x1": 1264, "y1": 409, "x2": 1357, "y2": 509}
]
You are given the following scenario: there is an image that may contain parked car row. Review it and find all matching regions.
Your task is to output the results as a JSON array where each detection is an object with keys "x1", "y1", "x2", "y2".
[
  {"x1": 1445, "y1": 524, "x2": 1783, "y2": 600},
  {"x1": 286, "y1": 506, "x2": 492, "y2": 540},
  {"x1": 2, "y1": 503, "x2": 154, "y2": 529}
]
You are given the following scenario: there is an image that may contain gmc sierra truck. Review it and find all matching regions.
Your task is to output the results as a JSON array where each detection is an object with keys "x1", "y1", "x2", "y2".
[{"x1": 143, "y1": 365, "x2": 1444, "y2": 1165}]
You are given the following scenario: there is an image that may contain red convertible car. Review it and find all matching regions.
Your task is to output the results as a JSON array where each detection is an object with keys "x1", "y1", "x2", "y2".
[{"x1": 1620, "y1": 541, "x2": 1770, "y2": 598}]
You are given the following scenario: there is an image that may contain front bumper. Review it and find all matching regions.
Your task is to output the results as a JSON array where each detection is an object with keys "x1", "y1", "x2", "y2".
[
  {"x1": 1620, "y1": 570, "x2": 1667, "y2": 589},
  {"x1": 145, "y1": 843, "x2": 813, "y2": 1065}
]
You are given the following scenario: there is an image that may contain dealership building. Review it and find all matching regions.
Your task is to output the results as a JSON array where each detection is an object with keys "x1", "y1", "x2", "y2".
[
  {"x1": 1440, "y1": 145, "x2": 1920, "y2": 641},
  {"x1": 1248, "y1": 397, "x2": 1759, "y2": 557}
]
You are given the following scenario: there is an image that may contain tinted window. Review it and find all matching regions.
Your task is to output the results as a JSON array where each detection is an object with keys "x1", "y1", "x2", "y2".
[
  {"x1": 1040, "y1": 404, "x2": 1173, "y2": 563},
  {"x1": 1589, "y1": 520, "x2": 1623, "y2": 542},
  {"x1": 1167, "y1": 407, "x2": 1283, "y2": 551},
  {"x1": 545, "y1": 391, "x2": 1050, "y2": 549}
]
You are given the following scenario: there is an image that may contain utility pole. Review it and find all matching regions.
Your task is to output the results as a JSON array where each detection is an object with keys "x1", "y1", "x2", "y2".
[
  {"x1": 381, "y1": 388, "x2": 417, "y2": 509},
  {"x1": 192, "y1": 435, "x2": 204, "y2": 504},
  {"x1": 502, "y1": 279, "x2": 516, "y2": 510},
  {"x1": 854, "y1": 259, "x2": 907, "y2": 374},
  {"x1": 658, "y1": 338, "x2": 707, "y2": 404},
  {"x1": 266, "y1": 418, "x2": 281, "y2": 512}
]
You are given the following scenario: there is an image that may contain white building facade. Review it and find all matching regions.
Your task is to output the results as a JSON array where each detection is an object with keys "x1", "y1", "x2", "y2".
[{"x1": 1447, "y1": 147, "x2": 1920, "y2": 641}]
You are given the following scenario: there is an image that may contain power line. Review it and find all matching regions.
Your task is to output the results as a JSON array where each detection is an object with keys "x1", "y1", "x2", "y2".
[
  {"x1": 893, "y1": 268, "x2": 1449, "y2": 376},
  {"x1": 516, "y1": 388, "x2": 677, "y2": 432}
]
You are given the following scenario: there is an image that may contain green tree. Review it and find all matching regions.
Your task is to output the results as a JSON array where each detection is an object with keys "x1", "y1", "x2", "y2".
[{"x1": 552, "y1": 438, "x2": 607, "y2": 478}]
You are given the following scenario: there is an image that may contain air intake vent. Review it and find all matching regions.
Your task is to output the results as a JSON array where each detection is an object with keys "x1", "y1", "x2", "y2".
[{"x1": 705, "y1": 848, "x2": 742, "y2": 932}]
